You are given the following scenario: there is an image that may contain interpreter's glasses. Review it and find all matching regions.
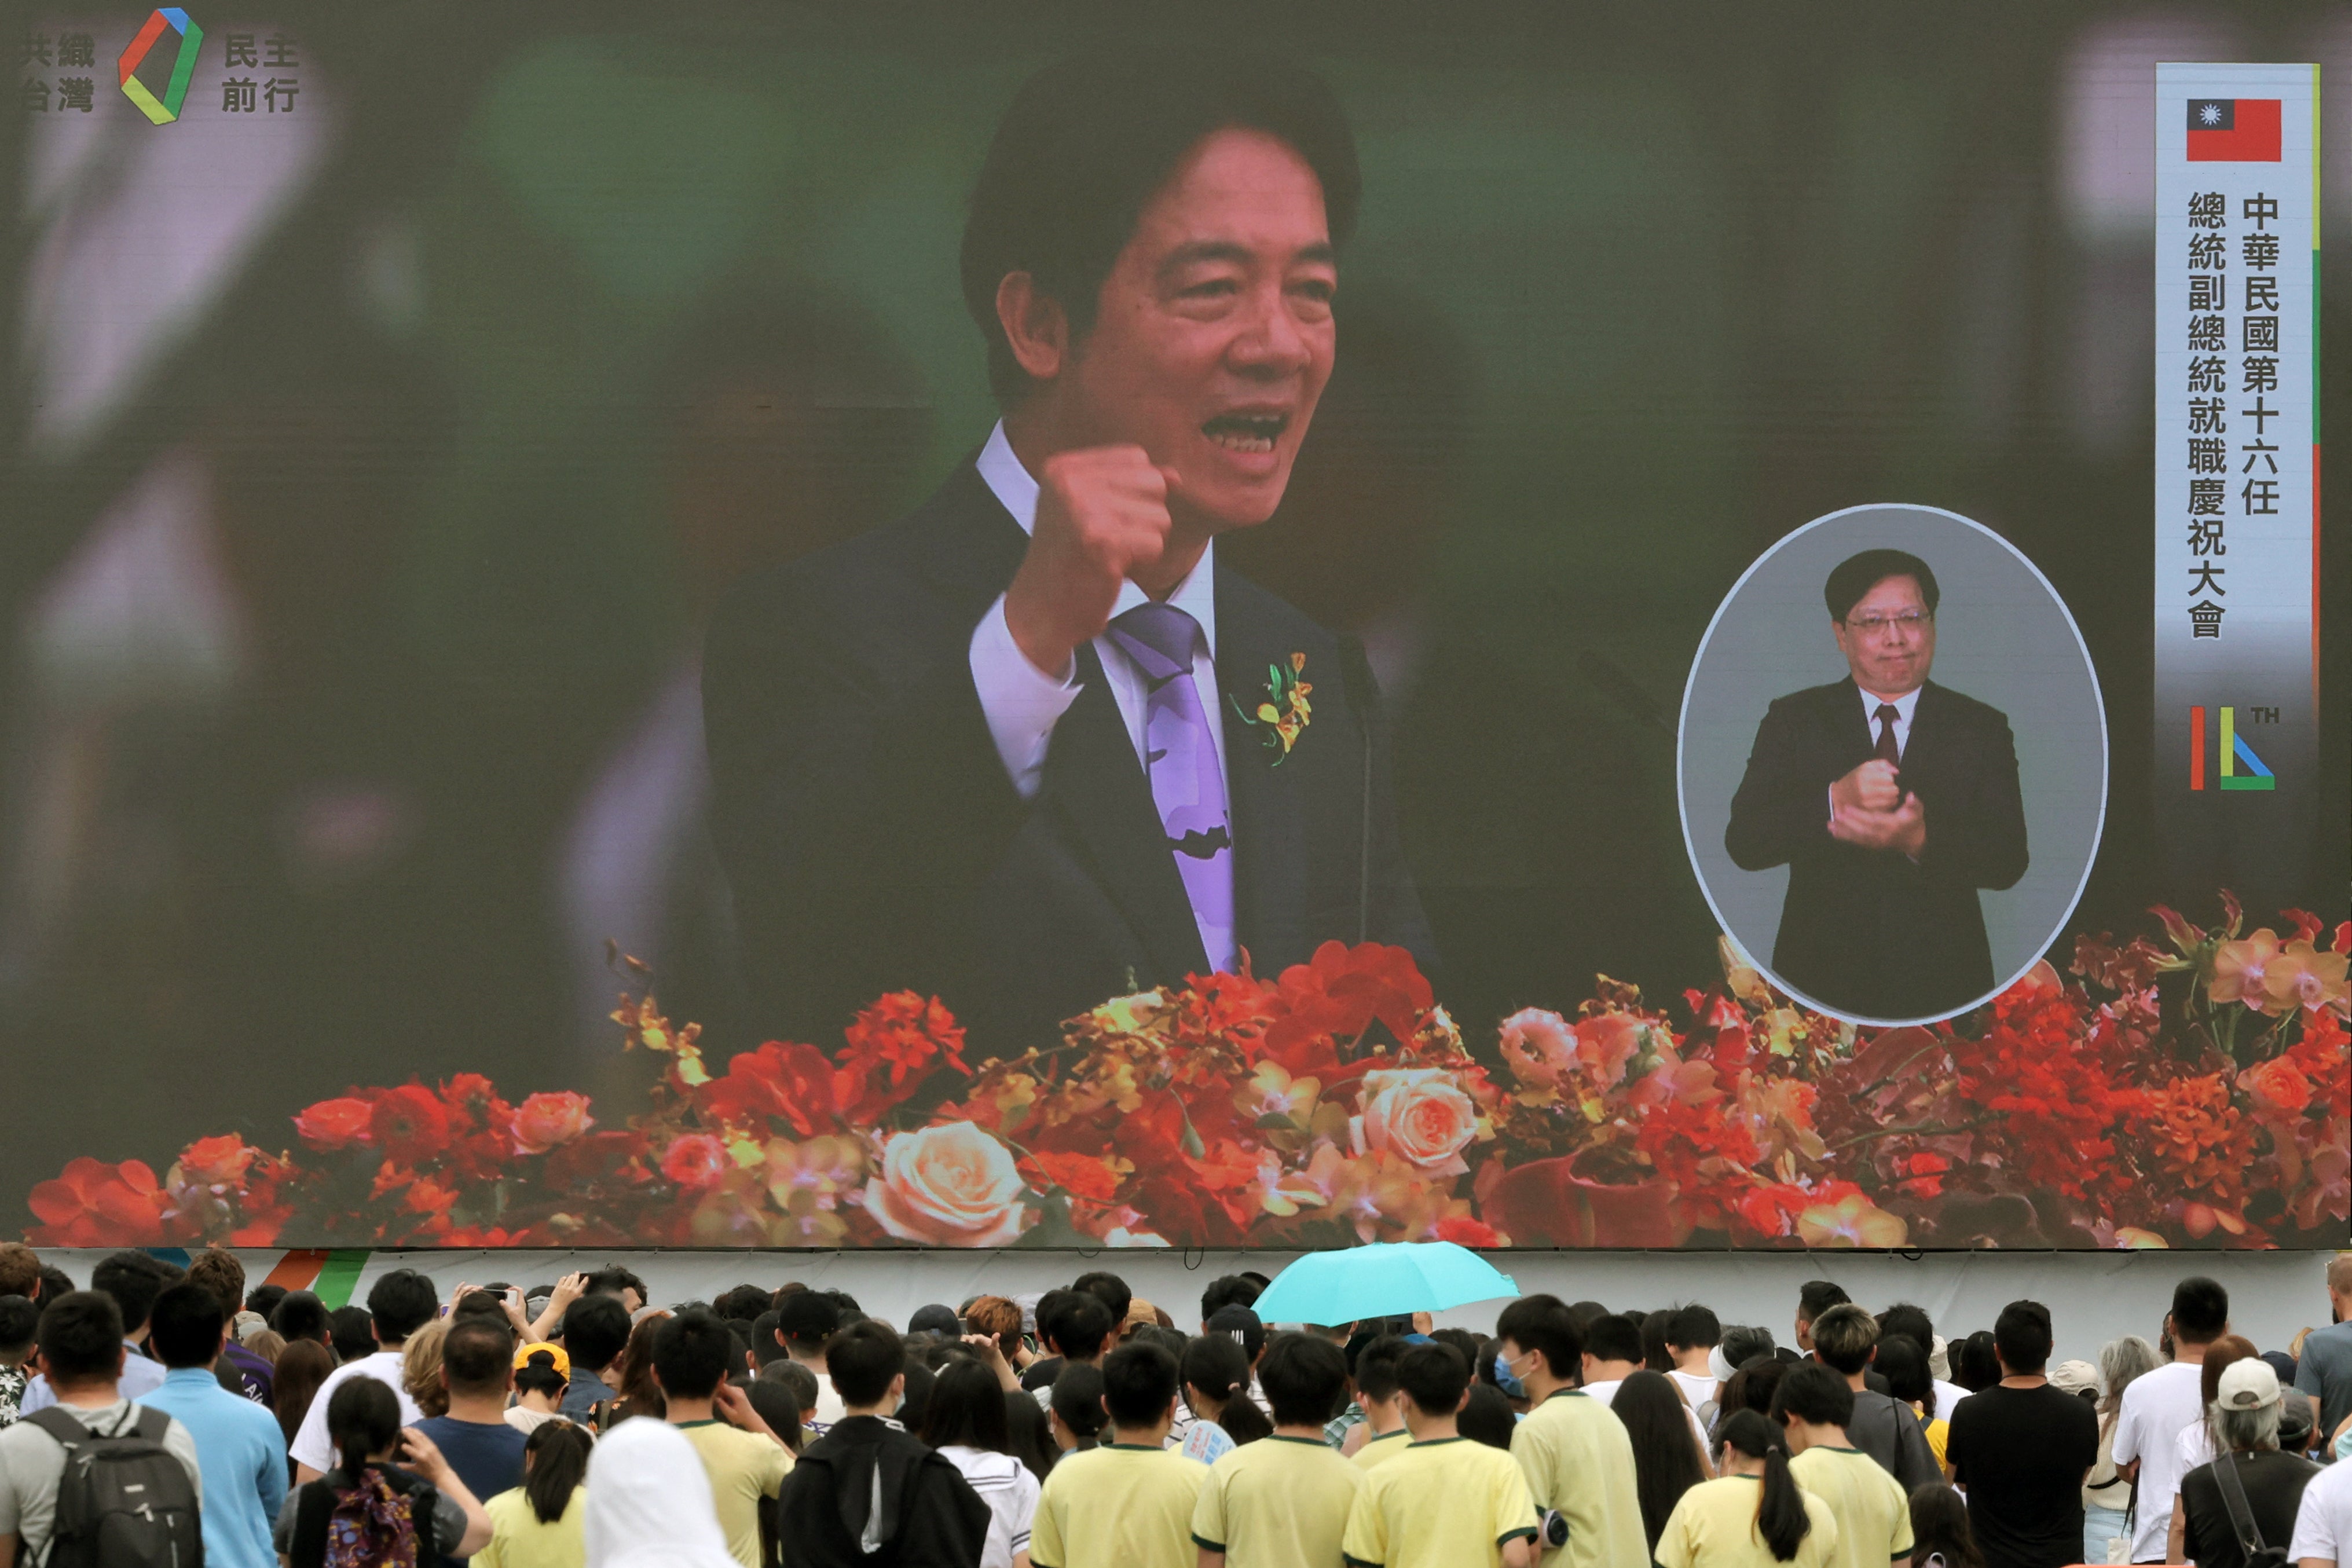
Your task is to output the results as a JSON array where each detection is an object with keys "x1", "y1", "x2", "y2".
[{"x1": 1843, "y1": 610, "x2": 1932, "y2": 638}]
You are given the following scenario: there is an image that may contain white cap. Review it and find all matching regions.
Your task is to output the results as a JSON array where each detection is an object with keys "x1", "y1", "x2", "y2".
[
  {"x1": 1928, "y1": 1333, "x2": 1951, "y2": 1382},
  {"x1": 1708, "y1": 1344, "x2": 1738, "y2": 1383},
  {"x1": 2217, "y1": 1357, "x2": 2282, "y2": 1410}
]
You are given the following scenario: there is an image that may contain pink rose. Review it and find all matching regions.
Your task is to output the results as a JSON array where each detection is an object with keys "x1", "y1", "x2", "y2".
[
  {"x1": 510, "y1": 1091, "x2": 595, "y2": 1155},
  {"x1": 1498, "y1": 1008, "x2": 1576, "y2": 1088},
  {"x1": 1351, "y1": 1068, "x2": 1479, "y2": 1177},
  {"x1": 1574, "y1": 1013, "x2": 1647, "y2": 1088},
  {"x1": 863, "y1": 1123, "x2": 1028, "y2": 1247},
  {"x1": 660, "y1": 1133, "x2": 730, "y2": 1190}
]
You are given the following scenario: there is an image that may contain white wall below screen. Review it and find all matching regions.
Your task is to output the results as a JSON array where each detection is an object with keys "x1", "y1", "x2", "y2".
[{"x1": 37, "y1": 1245, "x2": 2339, "y2": 1364}]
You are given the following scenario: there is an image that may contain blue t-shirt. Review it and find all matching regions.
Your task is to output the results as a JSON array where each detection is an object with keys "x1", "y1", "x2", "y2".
[
  {"x1": 412, "y1": 1415, "x2": 526, "y2": 1543},
  {"x1": 140, "y1": 1365, "x2": 290, "y2": 1568}
]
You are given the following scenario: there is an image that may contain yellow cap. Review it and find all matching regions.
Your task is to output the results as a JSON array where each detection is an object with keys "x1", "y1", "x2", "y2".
[{"x1": 514, "y1": 1340, "x2": 570, "y2": 1378}]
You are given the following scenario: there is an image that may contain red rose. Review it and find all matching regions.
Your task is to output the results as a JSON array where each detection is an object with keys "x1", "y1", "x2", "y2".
[
  {"x1": 2239, "y1": 1055, "x2": 2314, "y2": 1119},
  {"x1": 661, "y1": 1133, "x2": 731, "y2": 1190},
  {"x1": 1262, "y1": 941, "x2": 1433, "y2": 1069},
  {"x1": 509, "y1": 1091, "x2": 595, "y2": 1155},
  {"x1": 294, "y1": 1096, "x2": 376, "y2": 1151},
  {"x1": 28, "y1": 1157, "x2": 166, "y2": 1246},
  {"x1": 369, "y1": 1085, "x2": 453, "y2": 1165},
  {"x1": 1434, "y1": 1215, "x2": 1504, "y2": 1248}
]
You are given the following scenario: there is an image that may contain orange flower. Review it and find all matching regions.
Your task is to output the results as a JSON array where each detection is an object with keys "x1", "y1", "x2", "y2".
[
  {"x1": 2139, "y1": 1074, "x2": 2255, "y2": 1198},
  {"x1": 2236, "y1": 1056, "x2": 2313, "y2": 1119},
  {"x1": 178, "y1": 1134, "x2": 258, "y2": 1189},
  {"x1": 1795, "y1": 1188, "x2": 1907, "y2": 1247},
  {"x1": 510, "y1": 1091, "x2": 594, "y2": 1155},
  {"x1": 1020, "y1": 1149, "x2": 1126, "y2": 1203},
  {"x1": 294, "y1": 1096, "x2": 376, "y2": 1151},
  {"x1": 28, "y1": 1157, "x2": 167, "y2": 1246}
]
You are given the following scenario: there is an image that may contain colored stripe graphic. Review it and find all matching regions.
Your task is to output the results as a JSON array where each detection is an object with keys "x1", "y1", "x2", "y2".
[
  {"x1": 2190, "y1": 706, "x2": 2206, "y2": 790},
  {"x1": 259, "y1": 1248, "x2": 335, "y2": 1292},
  {"x1": 2218, "y1": 707, "x2": 2276, "y2": 791},
  {"x1": 312, "y1": 1251, "x2": 372, "y2": 1309}
]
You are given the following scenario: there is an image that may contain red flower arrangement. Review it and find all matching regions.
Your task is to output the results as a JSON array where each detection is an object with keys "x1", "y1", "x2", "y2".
[{"x1": 20, "y1": 897, "x2": 2349, "y2": 1251}]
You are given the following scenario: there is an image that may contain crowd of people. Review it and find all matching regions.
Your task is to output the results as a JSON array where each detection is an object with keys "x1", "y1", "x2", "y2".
[{"x1": 0, "y1": 1240, "x2": 2349, "y2": 1568}]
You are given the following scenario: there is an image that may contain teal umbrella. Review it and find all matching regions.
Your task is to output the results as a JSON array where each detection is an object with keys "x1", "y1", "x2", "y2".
[{"x1": 1248, "y1": 1241, "x2": 1520, "y2": 1325}]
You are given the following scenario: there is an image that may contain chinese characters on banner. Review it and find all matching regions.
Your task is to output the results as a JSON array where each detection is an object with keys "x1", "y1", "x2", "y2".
[
  {"x1": 19, "y1": 27, "x2": 97, "y2": 113},
  {"x1": 2152, "y1": 64, "x2": 2318, "y2": 902},
  {"x1": 19, "y1": 21, "x2": 301, "y2": 116},
  {"x1": 220, "y1": 25, "x2": 299, "y2": 114}
]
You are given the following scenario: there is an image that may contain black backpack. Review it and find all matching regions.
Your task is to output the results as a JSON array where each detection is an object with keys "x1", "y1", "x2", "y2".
[{"x1": 24, "y1": 1405, "x2": 203, "y2": 1568}]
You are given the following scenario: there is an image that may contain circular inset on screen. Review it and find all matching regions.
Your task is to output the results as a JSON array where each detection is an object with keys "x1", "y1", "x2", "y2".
[{"x1": 1677, "y1": 504, "x2": 2106, "y2": 1027}]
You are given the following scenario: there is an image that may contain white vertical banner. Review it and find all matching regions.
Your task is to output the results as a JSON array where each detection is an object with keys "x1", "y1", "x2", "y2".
[{"x1": 2152, "y1": 64, "x2": 2318, "y2": 896}]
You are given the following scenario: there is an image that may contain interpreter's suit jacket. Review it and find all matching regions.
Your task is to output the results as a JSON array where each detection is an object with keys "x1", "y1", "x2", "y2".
[{"x1": 1724, "y1": 676, "x2": 2027, "y2": 1020}]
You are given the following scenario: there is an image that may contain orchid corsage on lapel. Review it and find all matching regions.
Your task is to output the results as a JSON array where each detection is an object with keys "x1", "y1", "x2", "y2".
[{"x1": 1231, "y1": 652, "x2": 1312, "y2": 764}]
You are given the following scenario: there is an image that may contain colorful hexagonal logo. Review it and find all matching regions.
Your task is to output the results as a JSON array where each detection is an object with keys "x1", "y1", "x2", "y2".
[{"x1": 119, "y1": 8, "x2": 204, "y2": 125}]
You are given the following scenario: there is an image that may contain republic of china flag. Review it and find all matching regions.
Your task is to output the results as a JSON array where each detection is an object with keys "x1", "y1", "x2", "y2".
[{"x1": 2186, "y1": 98, "x2": 2282, "y2": 161}]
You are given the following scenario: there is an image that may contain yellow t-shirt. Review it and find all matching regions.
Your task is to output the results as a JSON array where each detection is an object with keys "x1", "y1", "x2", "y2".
[
  {"x1": 1340, "y1": 1435, "x2": 1540, "y2": 1568},
  {"x1": 472, "y1": 1486, "x2": 588, "y2": 1568},
  {"x1": 1353, "y1": 1427, "x2": 1413, "y2": 1471},
  {"x1": 1656, "y1": 1476, "x2": 1842, "y2": 1568},
  {"x1": 676, "y1": 1420, "x2": 793, "y2": 1568},
  {"x1": 1921, "y1": 1418, "x2": 1949, "y2": 1472},
  {"x1": 1508, "y1": 1389, "x2": 1648, "y2": 1568},
  {"x1": 1032, "y1": 1442, "x2": 1208, "y2": 1568},
  {"x1": 1193, "y1": 1434, "x2": 1365, "y2": 1568},
  {"x1": 1788, "y1": 1447, "x2": 1913, "y2": 1568}
]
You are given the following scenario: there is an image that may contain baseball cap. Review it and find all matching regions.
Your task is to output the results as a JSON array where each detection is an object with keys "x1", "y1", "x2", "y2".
[
  {"x1": 2046, "y1": 1359, "x2": 2098, "y2": 1395},
  {"x1": 908, "y1": 1303, "x2": 962, "y2": 1336},
  {"x1": 1708, "y1": 1344, "x2": 1738, "y2": 1383},
  {"x1": 2217, "y1": 1357, "x2": 2283, "y2": 1410},
  {"x1": 515, "y1": 1340, "x2": 570, "y2": 1378}
]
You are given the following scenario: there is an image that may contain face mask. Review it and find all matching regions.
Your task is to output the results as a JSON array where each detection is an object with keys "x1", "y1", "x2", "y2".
[{"x1": 1492, "y1": 1352, "x2": 1526, "y2": 1398}]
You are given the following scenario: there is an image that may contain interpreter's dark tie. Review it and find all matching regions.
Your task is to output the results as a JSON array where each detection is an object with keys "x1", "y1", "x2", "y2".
[
  {"x1": 1103, "y1": 602, "x2": 1235, "y2": 971},
  {"x1": 1874, "y1": 702, "x2": 1902, "y2": 765}
]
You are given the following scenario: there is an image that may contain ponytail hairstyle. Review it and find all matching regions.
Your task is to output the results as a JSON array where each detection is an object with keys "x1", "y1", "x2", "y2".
[
  {"x1": 522, "y1": 1420, "x2": 593, "y2": 1525},
  {"x1": 514, "y1": 1347, "x2": 569, "y2": 1402},
  {"x1": 1717, "y1": 1409, "x2": 1810, "y2": 1563},
  {"x1": 324, "y1": 1375, "x2": 401, "y2": 1484},
  {"x1": 1180, "y1": 1332, "x2": 1271, "y2": 1443}
]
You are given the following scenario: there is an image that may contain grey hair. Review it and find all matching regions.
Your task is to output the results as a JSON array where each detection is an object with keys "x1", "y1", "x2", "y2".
[
  {"x1": 2098, "y1": 1335, "x2": 2161, "y2": 1420},
  {"x1": 2213, "y1": 1397, "x2": 2281, "y2": 1454}
]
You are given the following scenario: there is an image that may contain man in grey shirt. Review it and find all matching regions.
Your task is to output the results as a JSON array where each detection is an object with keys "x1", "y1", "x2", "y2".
[
  {"x1": 1814, "y1": 1302, "x2": 1943, "y2": 1492},
  {"x1": 2295, "y1": 1255, "x2": 2352, "y2": 1452},
  {"x1": 0, "y1": 1292, "x2": 203, "y2": 1566}
]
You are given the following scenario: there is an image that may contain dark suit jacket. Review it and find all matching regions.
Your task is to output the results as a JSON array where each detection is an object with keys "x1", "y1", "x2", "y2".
[
  {"x1": 1723, "y1": 676, "x2": 2027, "y2": 1020},
  {"x1": 702, "y1": 457, "x2": 1433, "y2": 1057}
]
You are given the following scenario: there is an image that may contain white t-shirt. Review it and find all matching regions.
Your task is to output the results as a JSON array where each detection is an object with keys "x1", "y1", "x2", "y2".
[
  {"x1": 937, "y1": 1444, "x2": 1039, "y2": 1568},
  {"x1": 2290, "y1": 1452, "x2": 2352, "y2": 1564},
  {"x1": 2111, "y1": 1361, "x2": 2206, "y2": 1563},
  {"x1": 1668, "y1": 1368, "x2": 1720, "y2": 1427},
  {"x1": 798, "y1": 1365, "x2": 846, "y2": 1437},
  {"x1": 1585, "y1": 1378, "x2": 1713, "y2": 1459},
  {"x1": 2172, "y1": 1419, "x2": 2215, "y2": 1480},
  {"x1": 1932, "y1": 1380, "x2": 1969, "y2": 1424},
  {"x1": 287, "y1": 1351, "x2": 424, "y2": 1474}
]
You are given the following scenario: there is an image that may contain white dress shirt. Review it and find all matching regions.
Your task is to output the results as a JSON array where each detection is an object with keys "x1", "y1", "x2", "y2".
[
  {"x1": 965, "y1": 422, "x2": 1233, "y2": 969},
  {"x1": 1857, "y1": 682, "x2": 1921, "y2": 760}
]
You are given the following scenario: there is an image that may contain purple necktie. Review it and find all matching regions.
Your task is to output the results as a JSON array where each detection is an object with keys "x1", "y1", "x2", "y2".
[{"x1": 1104, "y1": 602, "x2": 1235, "y2": 972}]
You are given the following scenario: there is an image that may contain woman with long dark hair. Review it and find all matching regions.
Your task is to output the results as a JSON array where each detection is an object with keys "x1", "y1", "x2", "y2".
[
  {"x1": 1619, "y1": 1369, "x2": 1711, "y2": 1553},
  {"x1": 1907, "y1": 1481, "x2": 1987, "y2": 1568},
  {"x1": 591, "y1": 1313, "x2": 669, "y2": 1430},
  {"x1": 921, "y1": 1357, "x2": 1042, "y2": 1568},
  {"x1": 273, "y1": 1338, "x2": 340, "y2": 1481},
  {"x1": 477, "y1": 1420, "x2": 592, "y2": 1567},
  {"x1": 1656, "y1": 1409, "x2": 1836, "y2": 1568},
  {"x1": 274, "y1": 1376, "x2": 493, "y2": 1566}
]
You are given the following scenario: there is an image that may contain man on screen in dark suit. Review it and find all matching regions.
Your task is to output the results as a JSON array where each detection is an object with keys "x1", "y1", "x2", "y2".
[
  {"x1": 1724, "y1": 549, "x2": 2028, "y2": 1020},
  {"x1": 702, "y1": 50, "x2": 1433, "y2": 1054}
]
